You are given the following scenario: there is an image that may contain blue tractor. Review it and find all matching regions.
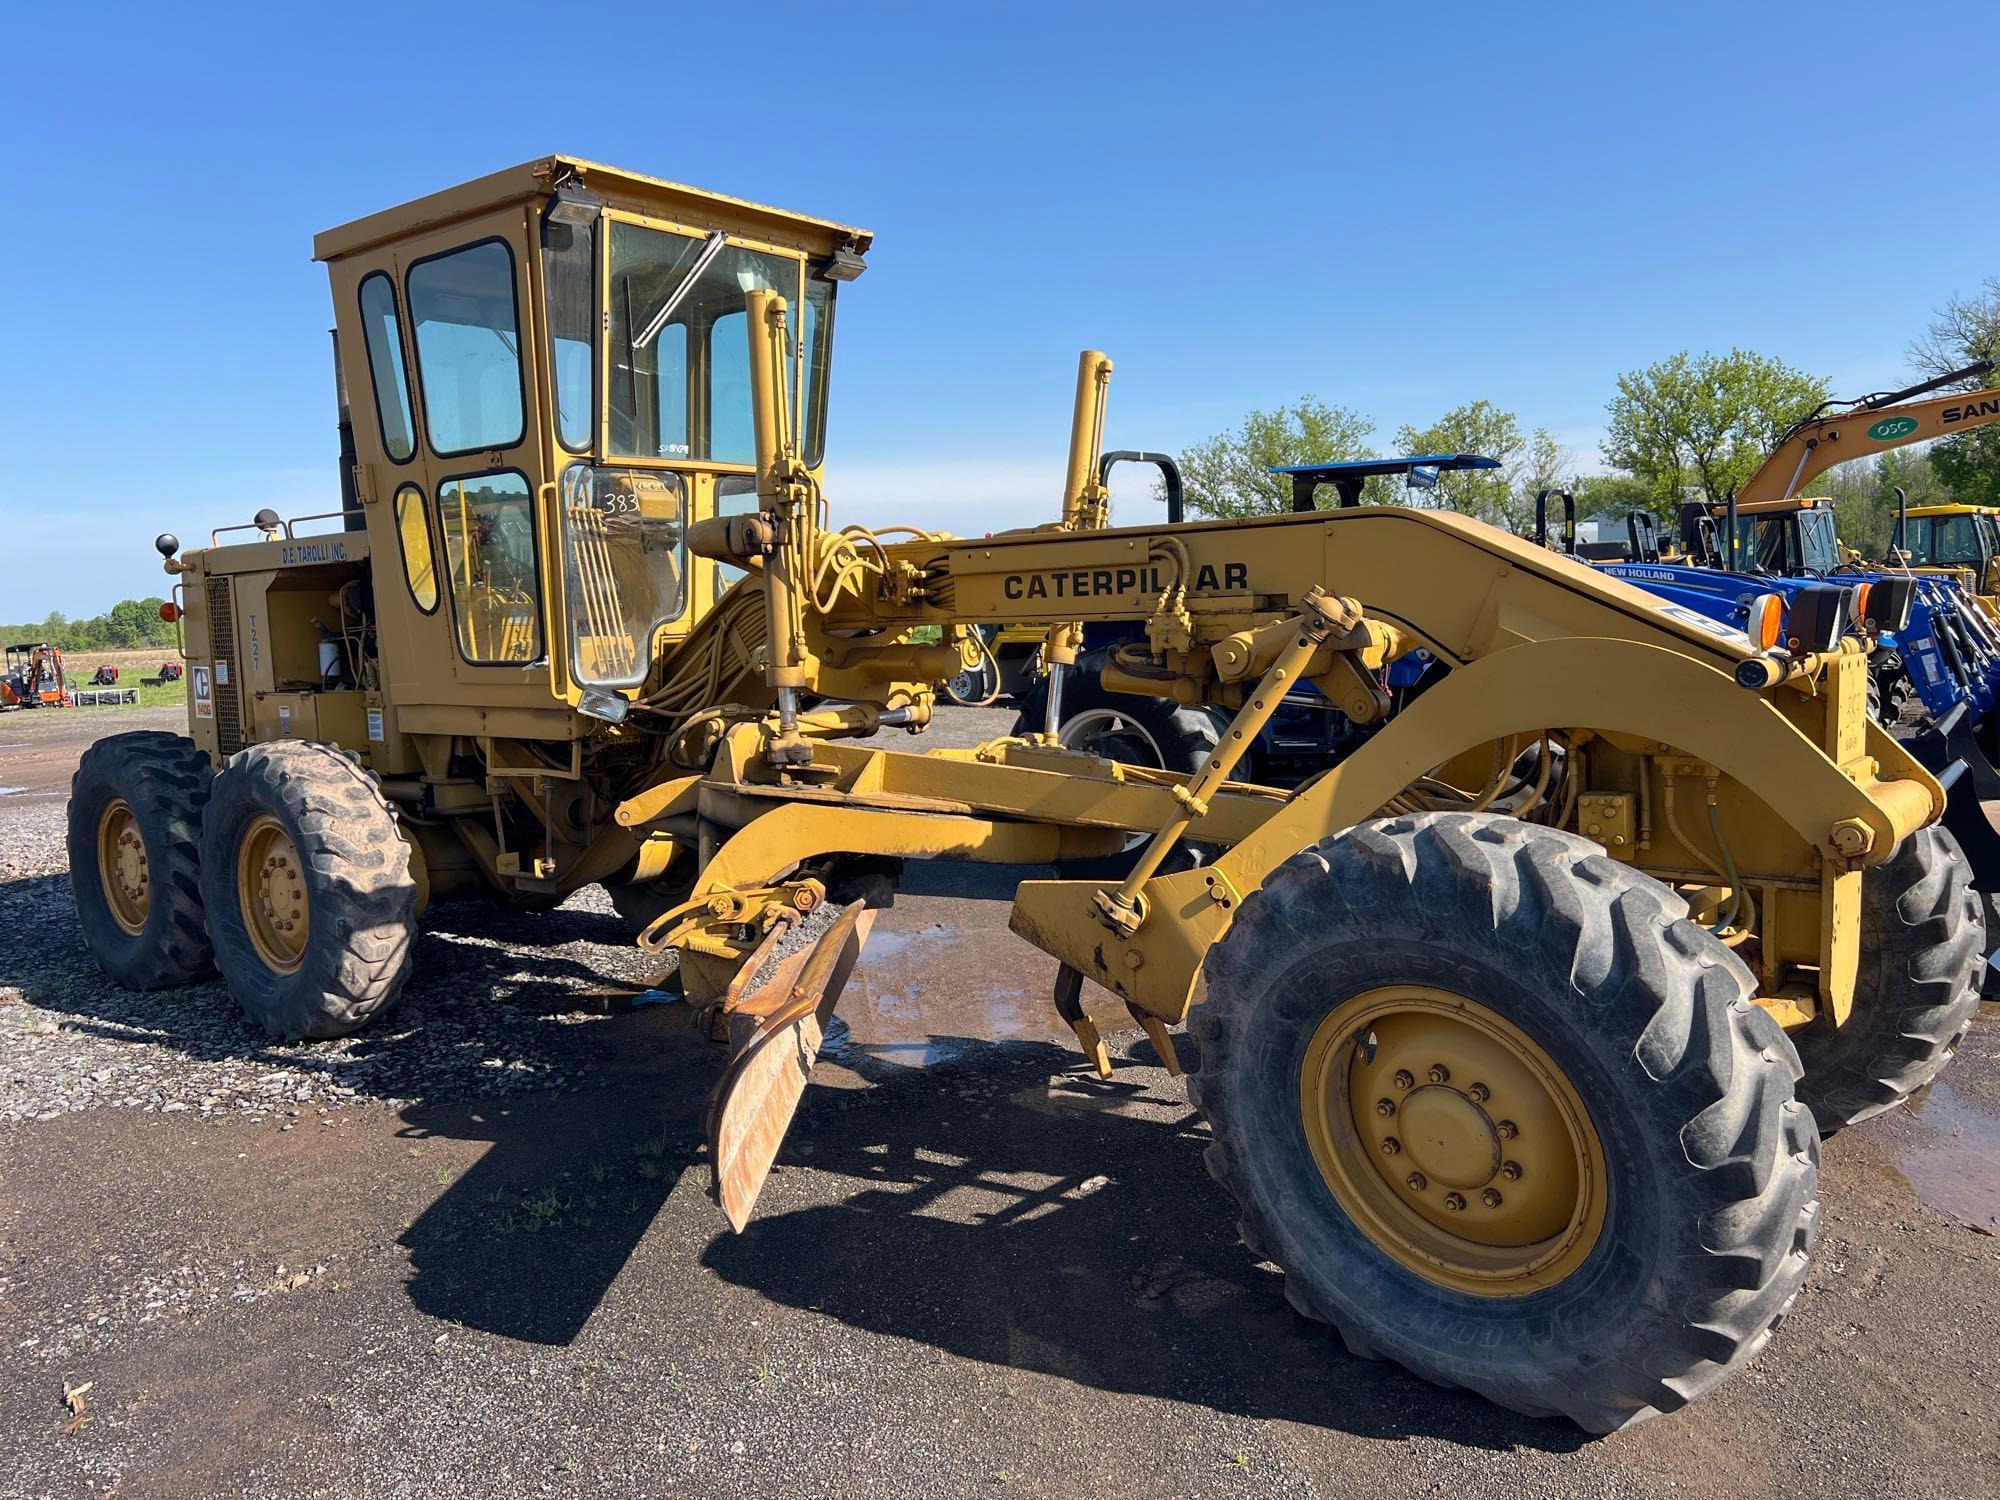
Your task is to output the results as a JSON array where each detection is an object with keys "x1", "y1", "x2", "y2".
[
  {"x1": 1581, "y1": 489, "x2": 2000, "y2": 894},
  {"x1": 1011, "y1": 454, "x2": 1485, "y2": 782}
]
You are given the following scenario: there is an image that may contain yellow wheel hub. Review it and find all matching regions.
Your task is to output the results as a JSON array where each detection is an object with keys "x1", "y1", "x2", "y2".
[
  {"x1": 97, "y1": 799, "x2": 150, "y2": 936},
  {"x1": 237, "y1": 814, "x2": 309, "y2": 974},
  {"x1": 1299, "y1": 986, "x2": 1607, "y2": 1296}
]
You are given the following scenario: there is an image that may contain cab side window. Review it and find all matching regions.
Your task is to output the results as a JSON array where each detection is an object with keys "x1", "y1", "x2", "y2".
[{"x1": 407, "y1": 240, "x2": 526, "y2": 457}]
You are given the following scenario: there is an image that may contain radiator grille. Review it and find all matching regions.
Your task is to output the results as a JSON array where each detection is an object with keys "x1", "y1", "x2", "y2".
[{"x1": 205, "y1": 578, "x2": 245, "y2": 756}]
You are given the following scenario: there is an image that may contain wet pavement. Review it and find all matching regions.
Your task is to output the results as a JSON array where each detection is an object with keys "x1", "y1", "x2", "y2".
[
  {"x1": 3, "y1": 705, "x2": 2000, "y2": 1497},
  {"x1": 1893, "y1": 1030, "x2": 2000, "y2": 1238}
]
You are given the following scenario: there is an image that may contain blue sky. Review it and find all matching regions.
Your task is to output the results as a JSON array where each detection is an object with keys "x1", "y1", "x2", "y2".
[{"x1": 1, "y1": 1, "x2": 1993, "y2": 620}]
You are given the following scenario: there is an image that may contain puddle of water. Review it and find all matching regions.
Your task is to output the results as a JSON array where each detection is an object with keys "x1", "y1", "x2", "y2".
[
  {"x1": 862, "y1": 923, "x2": 959, "y2": 963},
  {"x1": 1896, "y1": 1075, "x2": 2000, "y2": 1235},
  {"x1": 0, "y1": 787, "x2": 25, "y2": 796}
]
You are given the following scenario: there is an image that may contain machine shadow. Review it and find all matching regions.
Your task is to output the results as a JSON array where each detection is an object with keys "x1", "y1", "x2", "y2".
[
  {"x1": 0, "y1": 865, "x2": 725, "y2": 1348},
  {"x1": 702, "y1": 1037, "x2": 1592, "y2": 1453},
  {"x1": 393, "y1": 1045, "x2": 717, "y2": 1346}
]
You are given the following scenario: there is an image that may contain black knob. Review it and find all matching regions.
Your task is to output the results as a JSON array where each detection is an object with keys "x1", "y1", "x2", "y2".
[{"x1": 154, "y1": 533, "x2": 180, "y2": 558}]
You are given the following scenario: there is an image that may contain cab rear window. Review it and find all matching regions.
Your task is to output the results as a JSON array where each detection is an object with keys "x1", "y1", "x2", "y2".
[{"x1": 357, "y1": 273, "x2": 416, "y2": 462}]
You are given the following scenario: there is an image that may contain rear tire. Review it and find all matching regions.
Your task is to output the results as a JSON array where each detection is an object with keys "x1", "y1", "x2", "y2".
[
  {"x1": 1189, "y1": 812, "x2": 1818, "y2": 1432},
  {"x1": 1012, "y1": 650, "x2": 1224, "y2": 778},
  {"x1": 1790, "y1": 826, "x2": 1983, "y2": 1132},
  {"x1": 199, "y1": 742, "x2": 417, "y2": 1040},
  {"x1": 67, "y1": 731, "x2": 215, "y2": 989}
]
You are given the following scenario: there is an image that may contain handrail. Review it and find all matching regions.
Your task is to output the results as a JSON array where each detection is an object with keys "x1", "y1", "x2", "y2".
[{"x1": 210, "y1": 506, "x2": 364, "y2": 545}]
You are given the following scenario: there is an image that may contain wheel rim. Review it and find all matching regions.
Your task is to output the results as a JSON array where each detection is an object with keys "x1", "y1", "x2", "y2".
[
  {"x1": 237, "y1": 814, "x2": 309, "y2": 973},
  {"x1": 96, "y1": 799, "x2": 150, "y2": 936},
  {"x1": 1299, "y1": 985, "x2": 1607, "y2": 1297},
  {"x1": 1057, "y1": 707, "x2": 1167, "y2": 767},
  {"x1": 1059, "y1": 708, "x2": 1169, "y2": 851}
]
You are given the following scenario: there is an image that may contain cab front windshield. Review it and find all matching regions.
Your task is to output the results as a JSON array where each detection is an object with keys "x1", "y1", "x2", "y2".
[
  {"x1": 539, "y1": 213, "x2": 839, "y2": 690},
  {"x1": 1735, "y1": 508, "x2": 1838, "y2": 575},
  {"x1": 603, "y1": 222, "x2": 833, "y2": 467},
  {"x1": 1911, "y1": 513, "x2": 1991, "y2": 569}
]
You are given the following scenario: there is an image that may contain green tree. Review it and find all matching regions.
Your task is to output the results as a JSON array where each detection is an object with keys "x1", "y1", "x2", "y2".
[
  {"x1": 1603, "y1": 349, "x2": 1831, "y2": 514},
  {"x1": 1819, "y1": 449, "x2": 1948, "y2": 559},
  {"x1": 1394, "y1": 401, "x2": 1524, "y2": 527},
  {"x1": 1910, "y1": 277, "x2": 2000, "y2": 502},
  {"x1": 107, "y1": 598, "x2": 156, "y2": 644},
  {"x1": 1177, "y1": 397, "x2": 1377, "y2": 518},
  {"x1": 1570, "y1": 473, "x2": 1656, "y2": 548},
  {"x1": 0, "y1": 597, "x2": 183, "y2": 653},
  {"x1": 1573, "y1": 472, "x2": 1653, "y2": 519},
  {"x1": 1520, "y1": 429, "x2": 1573, "y2": 507}
]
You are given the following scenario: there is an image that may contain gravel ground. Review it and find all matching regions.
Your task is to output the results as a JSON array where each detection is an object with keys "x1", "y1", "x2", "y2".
[
  {"x1": 1, "y1": 795, "x2": 664, "y2": 1126},
  {"x1": 3, "y1": 706, "x2": 1999, "y2": 1499}
]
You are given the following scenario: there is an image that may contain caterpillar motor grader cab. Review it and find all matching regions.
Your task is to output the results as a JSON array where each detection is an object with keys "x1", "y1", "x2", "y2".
[{"x1": 70, "y1": 161, "x2": 1984, "y2": 1433}]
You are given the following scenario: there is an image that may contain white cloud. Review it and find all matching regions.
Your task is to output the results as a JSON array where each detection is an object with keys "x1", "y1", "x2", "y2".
[{"x1": 818, "y1": 457, "x2": 1071, "y2": 538}]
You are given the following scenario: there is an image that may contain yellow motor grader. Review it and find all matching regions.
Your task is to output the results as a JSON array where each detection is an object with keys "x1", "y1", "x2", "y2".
[{"x1": 69, "y1": 158, "x2": 1984, "y2": 1433}]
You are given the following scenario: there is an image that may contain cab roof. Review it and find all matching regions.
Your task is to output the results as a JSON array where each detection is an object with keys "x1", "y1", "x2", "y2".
[
  {"x1": 1907, "y1": 503, "x2": 1998, "y2": 518},
  {"x1": 313, "y1": 155, "x2": 873, "y2": 264}
]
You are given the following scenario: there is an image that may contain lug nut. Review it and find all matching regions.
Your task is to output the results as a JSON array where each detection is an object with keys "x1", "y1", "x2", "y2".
[
  {"x1": 1428, "y1": 1064, "x2": 1450, "y2": 1084},
  {"x1": 1406, "y1": 1172, "x2": 1427, "y2": 1191},
  {"x1": 1468, "y1": 1082, "x2": 1490, "y2": 1103},
  {"x1": 1392, "y1": 1069, "x2": 1415, "y2": 1090},
  {"x1": 1481, "y1": 1188, "x2": 1503, "y2": 1208},
  {"x1": 1496, "y1": 1120, "x2": 1518, "y2": 1140},
  {"x1": 1501, "y1": 1160, "x2": 1522, "y2": 1180},
  {"x1": 1375, "y1": 1098, "x2": 1396, "y2": 1117},
  {"x1": 1443, "y1": 1192, "x2": 1466, "y2": 1212},
  {"x1": 1379, "y1": 1137, "x2": 1401, "y2": 1156}
]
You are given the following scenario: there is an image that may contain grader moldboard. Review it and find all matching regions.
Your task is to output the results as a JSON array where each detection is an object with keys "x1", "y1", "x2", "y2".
[{"x1": 69, "y1": 158, "x2": 1984, "y2": 1433}]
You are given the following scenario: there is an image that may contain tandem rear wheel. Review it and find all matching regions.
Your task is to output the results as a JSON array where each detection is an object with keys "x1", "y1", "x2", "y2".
[
  {"x1": 198, "y1": 741, "x2": 419, "y2": 1040},
  {"x1": 1189, "y1": 812, "x2": 1819, "y2": 1432},
  {"x1": 67, "y1": 731, "x2": 217, "y2": 989},
  {"x1": 1789, "y1": 825, "x2": 1983, "y2": 1132}
]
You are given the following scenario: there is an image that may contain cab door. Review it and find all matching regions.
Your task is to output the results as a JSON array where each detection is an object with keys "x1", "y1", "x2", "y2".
[{"x1": 395, "y1": 209, "x2": 556, "y2": 711}]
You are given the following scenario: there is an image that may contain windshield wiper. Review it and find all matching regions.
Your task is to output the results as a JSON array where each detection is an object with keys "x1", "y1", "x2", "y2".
[{"x1": 634, "y1": 231, "x2": 728, "y2": 349}]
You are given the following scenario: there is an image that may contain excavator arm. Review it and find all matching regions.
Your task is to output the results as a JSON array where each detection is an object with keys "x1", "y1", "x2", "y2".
[{"x1": 1741, "y1": 358, "x2": 2000, "y2": 503}]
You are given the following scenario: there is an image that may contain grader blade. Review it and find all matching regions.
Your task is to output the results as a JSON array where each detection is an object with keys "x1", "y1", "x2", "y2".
[{"x1": 704, "y1": 899, "x2": 875, "y2": 1231}]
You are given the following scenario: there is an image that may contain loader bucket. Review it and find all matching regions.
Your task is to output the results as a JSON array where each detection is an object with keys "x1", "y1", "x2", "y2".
[
  {"x1": 1903, "y1": 705, "x2": 2000, "y2": 888},
  {"x1": 703, "y1": 899, "x2": 875, "y2": 1230}
]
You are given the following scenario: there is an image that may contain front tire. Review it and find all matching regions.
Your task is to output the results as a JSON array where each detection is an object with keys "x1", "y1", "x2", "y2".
[
  {"x1": 1790, "y1": 826, "x2": 1983, "y2": 1131},
  {"x1": 67, "y1": 731, "x2": 215, "y2": 989},
  {"x1": 1189, "y1": 812, "x2": 1818, "y2": 1432},
  {"x1": 199, "y1": 742, "x2": 418, "y2": 1040}
]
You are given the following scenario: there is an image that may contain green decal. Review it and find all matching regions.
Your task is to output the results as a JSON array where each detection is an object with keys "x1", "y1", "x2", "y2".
[{"x1": 1867, "y1": 416, "x2": 1921, "y2": 441}]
